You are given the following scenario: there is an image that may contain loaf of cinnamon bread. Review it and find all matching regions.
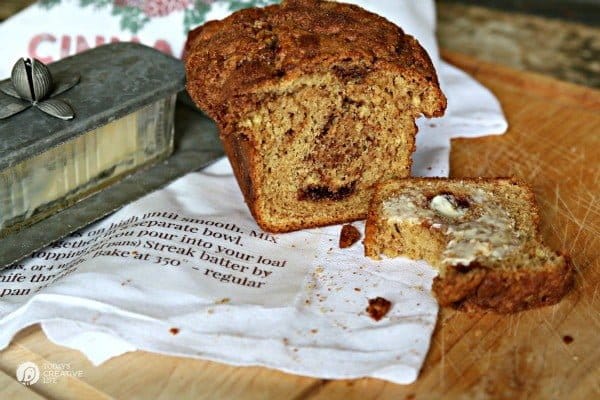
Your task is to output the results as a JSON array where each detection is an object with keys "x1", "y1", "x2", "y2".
[{"x1": 185, "y1": 0, "x2": 446, "y2": 232}]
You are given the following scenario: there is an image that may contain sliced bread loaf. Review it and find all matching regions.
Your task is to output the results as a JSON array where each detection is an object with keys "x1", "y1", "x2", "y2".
[{"x1": 185, "y1": 0, "x2": 446, "y2": 232}]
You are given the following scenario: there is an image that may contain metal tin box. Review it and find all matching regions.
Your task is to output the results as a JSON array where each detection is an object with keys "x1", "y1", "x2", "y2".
[{"x1": 0, "y1": 43, "x2": 185, "y2": 239}]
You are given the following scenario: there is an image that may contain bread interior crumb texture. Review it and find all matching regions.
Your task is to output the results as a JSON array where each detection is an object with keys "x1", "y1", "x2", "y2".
[{"x1": 238, "y1": 70, "x2": 438, "y2": 230}]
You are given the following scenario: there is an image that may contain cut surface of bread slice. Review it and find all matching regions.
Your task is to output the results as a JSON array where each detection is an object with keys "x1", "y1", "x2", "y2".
[
  {"x1": 185, "y1": 0, "x2": 446, "y2": 232},
  {"x1": 364, "y1": 178, "x2": 574, "y2": 313}
]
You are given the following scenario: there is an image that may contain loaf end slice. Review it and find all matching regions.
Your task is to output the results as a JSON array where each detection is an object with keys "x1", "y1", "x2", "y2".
[{"x1": 364, "y1": 178, "x2": 574, "y2": 313}]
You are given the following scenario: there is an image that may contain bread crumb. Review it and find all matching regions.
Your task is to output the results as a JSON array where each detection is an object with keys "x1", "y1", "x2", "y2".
[
  {"x1": 366, "y1": 297, "x2": 392, "y2": 321},
  {"x1": 563, "y1": 335, "x2": 574, "y2": 344},
  {"x1": 339, "y1": 224, "x2": 361, "y2": 248}
]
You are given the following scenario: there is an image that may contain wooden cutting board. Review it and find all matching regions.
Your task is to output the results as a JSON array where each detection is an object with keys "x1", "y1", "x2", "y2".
[{"x1": 0, "y1": 52, "x2": 598, "y2": 400}]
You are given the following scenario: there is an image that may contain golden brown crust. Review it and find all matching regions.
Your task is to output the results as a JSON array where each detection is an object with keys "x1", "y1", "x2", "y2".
[
  {"x1": 185, "y1": 0, "x2": 446, "y2": 126},
  {"x1": 364, "y1": 182, "x2": 384, "y2": 258},
  {"x1": 220, "y1": 131, "x2": 261, "y2": 222},
  {"x1": 263, "y1": 215, "x2": 363, "y2": 233},
  {"x1": 433, "y1": 255, "x2": 574, "y2": 313}
]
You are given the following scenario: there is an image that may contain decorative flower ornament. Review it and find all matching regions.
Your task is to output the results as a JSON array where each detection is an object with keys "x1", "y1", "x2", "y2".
[{"x1": 0, "y1": 58, "x2": 80, "y2": 120}]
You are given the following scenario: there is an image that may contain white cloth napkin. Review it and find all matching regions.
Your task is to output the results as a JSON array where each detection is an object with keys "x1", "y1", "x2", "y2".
[
  {"x1": 0, "y1": 160, "x2": 440, "y2": 384},
  {"x1": 0, "y1": 0, "x2": 507, "y2": 384}
]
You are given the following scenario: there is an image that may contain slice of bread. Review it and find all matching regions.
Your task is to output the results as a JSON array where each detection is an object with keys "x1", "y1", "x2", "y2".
[
  {"x1": 364, "y1": 178, "x2": 574, "y2": 313},
  {"x1": 185, "y1": 0, "x2": 446, "y2": 232}
]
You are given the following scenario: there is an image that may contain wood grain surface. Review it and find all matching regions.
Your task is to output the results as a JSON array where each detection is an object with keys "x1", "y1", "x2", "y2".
[{"x1": 0, "y1": 53, "x2": 598, "y2": 400}]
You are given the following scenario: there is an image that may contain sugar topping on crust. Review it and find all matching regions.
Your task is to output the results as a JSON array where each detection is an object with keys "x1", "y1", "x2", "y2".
[{"x1": 185, "y1": 0, "x2": 445, "y2": 125}]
